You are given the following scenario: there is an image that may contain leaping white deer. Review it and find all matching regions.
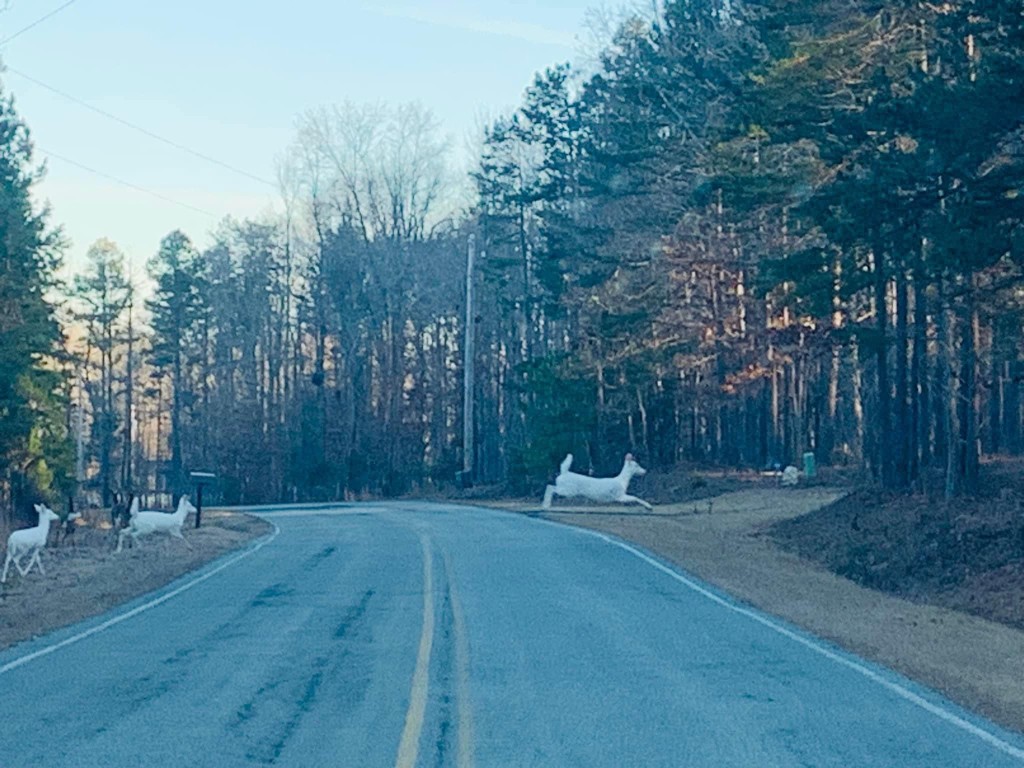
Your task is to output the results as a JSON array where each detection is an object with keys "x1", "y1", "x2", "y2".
[{"x1": 542, "y1": 453, "x2": 653, "y2": 510}]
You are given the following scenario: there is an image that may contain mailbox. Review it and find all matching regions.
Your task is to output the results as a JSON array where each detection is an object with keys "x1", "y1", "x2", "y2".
[{"x1": 189, "y1": 471, "x2": 216, "y2": 528}]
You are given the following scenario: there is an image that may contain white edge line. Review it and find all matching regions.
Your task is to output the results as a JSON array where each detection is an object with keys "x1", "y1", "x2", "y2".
[
  {"x1": 0, "y1": 521, "x2": 281, "y2": 676},
  {"x1": 571, "y1": 525, "x2": 1024, "y2": 763}
]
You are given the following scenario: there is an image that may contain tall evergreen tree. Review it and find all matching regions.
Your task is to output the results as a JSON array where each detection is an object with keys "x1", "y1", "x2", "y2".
[
  {"x1": 72, "y1": 238, "x2": 130, "y2": 506},
  {"x1": 146, "y1": 230, "x2": 205, "y2": 496},
  {"x1": 0, "y1": 84, "x2": 71, "y2": 518}
]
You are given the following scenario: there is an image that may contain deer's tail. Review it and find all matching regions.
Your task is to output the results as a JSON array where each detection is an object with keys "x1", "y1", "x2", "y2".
[{"x1": 559, "y1": 454, "x2": 573, "y2": 475}]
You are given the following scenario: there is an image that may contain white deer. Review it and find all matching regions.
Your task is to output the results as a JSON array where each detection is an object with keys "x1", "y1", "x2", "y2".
[
  {"x1": 542, "y1": 453, "x2": 652, "y2": 510},
  {"x1": 116, "y1": 496, "x2": 196, "y2": 553},
  {"x1": 2, "y1": 504, "x2": 60, "y2": 583}
]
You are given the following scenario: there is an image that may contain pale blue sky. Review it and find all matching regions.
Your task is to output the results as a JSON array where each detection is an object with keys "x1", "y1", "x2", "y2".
[{"x1": 0, "y1": 1, "x2": 598, "y2": 276}]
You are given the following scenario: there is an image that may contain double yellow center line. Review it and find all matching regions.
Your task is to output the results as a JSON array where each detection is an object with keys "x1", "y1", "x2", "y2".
[{"x1": 394, "y1": 535, "x2": 474, "y2": 768}]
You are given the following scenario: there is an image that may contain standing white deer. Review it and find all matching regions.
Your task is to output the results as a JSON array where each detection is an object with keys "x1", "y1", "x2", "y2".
[
  {"x1": 542, "y1": 453, "x2": 653, "y2": 510},
  {"x1": 2, "y1": 504, "x2": 60, "y2": 583},
  {"x1": 116, "y1": 496, "x2": 197, "y2": 553}
]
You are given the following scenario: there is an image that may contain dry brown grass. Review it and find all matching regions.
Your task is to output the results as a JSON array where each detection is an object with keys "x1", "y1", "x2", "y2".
[{"x1": 0, "y1": 510, "x2": 271, "y2": 652}]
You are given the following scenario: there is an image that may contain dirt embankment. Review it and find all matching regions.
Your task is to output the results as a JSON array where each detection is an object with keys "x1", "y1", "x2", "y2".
[
  {"x1": 0, "y1": 510, "x2": 271, "y2": 652},
  {"x1": 481, "y1": 485, "x2": 1024, "y2": 735},
  {"x1": 772, "y1": 472, "x2": 1024, "y2": 632}
]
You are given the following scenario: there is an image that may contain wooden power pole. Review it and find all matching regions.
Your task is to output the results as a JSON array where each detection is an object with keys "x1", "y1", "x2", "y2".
[{"x1": 461, "y1": 234, "x2": 476, "y2": 485}]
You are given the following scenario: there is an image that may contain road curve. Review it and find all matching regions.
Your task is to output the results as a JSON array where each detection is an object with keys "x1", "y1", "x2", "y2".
[{"x1": 1, "y1": 502, "x2": 1023, "y2": 767}]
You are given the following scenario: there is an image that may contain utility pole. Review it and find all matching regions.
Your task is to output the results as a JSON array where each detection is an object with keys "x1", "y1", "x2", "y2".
[{"x1": 461, "y1": 234, "x2": 476, "y2": 486}]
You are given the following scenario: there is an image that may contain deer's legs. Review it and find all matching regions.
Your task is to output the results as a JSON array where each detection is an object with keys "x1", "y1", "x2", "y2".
[
  {"x1": 619, "y1": 494, "x2": 653, "y2": 511},
  {"x1": 542, "y1": 485, "x2": 557, "y2": 509},
  {"x1": 170, "y1": 528, "x2": 192, "y2": 548}
]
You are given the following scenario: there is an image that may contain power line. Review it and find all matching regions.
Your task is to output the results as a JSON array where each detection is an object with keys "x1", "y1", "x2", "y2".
[
  {"x1": 39, "y1": 146, "x2": 218, "y2": 218},
  {"x1": 2, "y1": 4, "x2": 271, "y2": 219},
  {"x1": 7, "y1": 67, "x2": 277, "y2": 187},
  {"x1": 0, "y1": 0, "x2": 81, "y2": 46}
]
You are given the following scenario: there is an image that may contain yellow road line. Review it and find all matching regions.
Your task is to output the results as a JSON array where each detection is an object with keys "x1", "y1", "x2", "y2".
[
  {"x1": 395, "y1": 534, "x2": 435, "y2": 768},
  {"x1": 445, "y1": 550, "x2": 476, "y2": 768}
]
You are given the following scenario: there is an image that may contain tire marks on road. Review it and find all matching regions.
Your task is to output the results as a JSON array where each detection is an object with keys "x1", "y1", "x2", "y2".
[{"x1": 228, "y1": 585, "x2": 377, "y2": 764}]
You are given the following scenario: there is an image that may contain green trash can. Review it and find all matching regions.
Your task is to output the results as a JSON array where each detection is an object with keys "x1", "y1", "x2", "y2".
[{"x1": 803, "y1": 451, "x2": 816, "y2": 478}]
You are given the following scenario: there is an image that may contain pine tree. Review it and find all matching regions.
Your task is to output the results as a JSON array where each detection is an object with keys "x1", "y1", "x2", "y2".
[
  {"x1": 0, "y1": 84, "x2": 71, "y2": 517},
  {"x1": 72, "y1": 238, "x2": 130, "y2": 505},
  {"x1": 146, "y1": 230, "x2": 205, "y2": 496}
]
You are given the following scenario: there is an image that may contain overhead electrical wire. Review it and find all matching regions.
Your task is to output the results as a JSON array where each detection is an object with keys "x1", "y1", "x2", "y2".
[
  {"x1": 0, "y1": 0, "x2": 81, "y2": 47},
  {"x1": 39, "y1": 147, "x2": 218, "y2": 218},
  {"x1": 2, "y1": 1, "x2": 273, "y2": 219},
  {"x1": 6, "y1": 67, "x2": 277, "y2": 188}
]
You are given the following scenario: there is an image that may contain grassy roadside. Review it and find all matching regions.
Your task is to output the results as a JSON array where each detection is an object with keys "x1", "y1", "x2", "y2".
[{"x1": 0, "y1": 511, "x2": 271, "y2": 652}]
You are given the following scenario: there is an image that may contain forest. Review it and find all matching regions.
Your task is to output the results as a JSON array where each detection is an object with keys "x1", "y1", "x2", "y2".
[{"x1": 2, "y1": 0, "x2": 1023, "y2": 517}]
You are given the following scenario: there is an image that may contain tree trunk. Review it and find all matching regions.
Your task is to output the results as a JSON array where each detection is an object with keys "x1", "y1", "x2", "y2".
[
  {"x1": 990, "y1": 318, "x2": 1003, "y2": 455},
  {"x1": 171, "y1": 350, "x2": 183, "y2": 497},
  {"x1": 122, "y1": 296, "x2": 134, "y2": 491},
  {"x1": 1005, "y1": 356, "x2": 1022, "y2": 454},
  {"x1": 959, "y1": 281, "x2": 980, "y2": 494},
  {"x1": 851, "y1": 340, "x2": 865, "y2": 465},
  {"x1": 874, "y1": 245, "x2": 893, "y2": 487},
  {"x1": 911, "y1": 247, "x2": 929, "y2": 479},
  {"x1": 940, "y1": 285, "x2": 959, "y2": 500},
  {"x1": 894, "y1": 260, "x2": 910, "y2": 487}
]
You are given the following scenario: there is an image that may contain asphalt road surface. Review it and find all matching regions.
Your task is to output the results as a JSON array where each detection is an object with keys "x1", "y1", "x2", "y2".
[{"x1": 2, "y1": 502, "x2": 1024, "y2": 767}]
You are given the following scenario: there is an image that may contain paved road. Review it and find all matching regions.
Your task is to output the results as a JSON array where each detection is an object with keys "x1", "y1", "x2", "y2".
[{"x1": 2, "y1": 502, "x2": 1023, "y2": 767}]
